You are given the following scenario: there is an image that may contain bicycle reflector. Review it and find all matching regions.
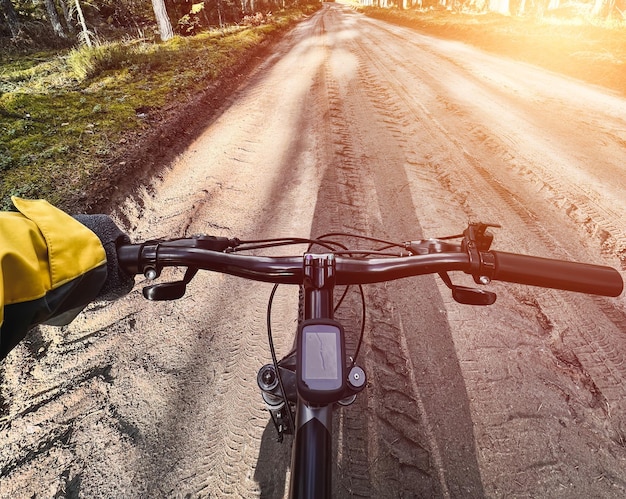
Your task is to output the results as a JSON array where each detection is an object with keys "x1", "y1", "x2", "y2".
[{"x1": 297, "y1": 319, "x2": 347, "y2": 404}]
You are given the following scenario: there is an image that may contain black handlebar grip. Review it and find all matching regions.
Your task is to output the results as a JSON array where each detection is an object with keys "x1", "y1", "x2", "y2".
[
  {"x1": 74, "y1": 215, "x2": 136, "y2": 300},
  {"x1": 491, "y1": 251, "x2": 623, "y2": 297}
]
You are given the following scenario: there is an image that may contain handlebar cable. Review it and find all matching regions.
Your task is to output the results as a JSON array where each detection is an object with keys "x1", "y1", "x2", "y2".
[
  {"x1": 315, "y1": 232, "x2": 405, "y2": 250},
  {"x1": 350, "y1": 284, "x2": 367, "y2": 369},
  {"x1": 331, "y1": 250, "x2": 407, "y2": 257},
  {"x1": 439, "y1": 233, "x2": 464, "y2": 240},
  {"x1": 330, "y1": 283, "x2": 367, "y2": 369},
  {"x1": 266, "y1": 283, "x2": 295, "y2": 435},
  {"x1": 334, "y1": 285, "x2": 350, "y2": 311},
  {"x1": 232, "y1": 237, "x2": 345, "y2": 253}
]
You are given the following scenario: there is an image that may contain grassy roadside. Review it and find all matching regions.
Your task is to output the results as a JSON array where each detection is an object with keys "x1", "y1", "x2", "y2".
[
  {"x1": 0, "y1": 6, "x2": 320, "y2": 212},
  {"x1": 360, "y1": 6, "x2": 626, "y2": 96}
]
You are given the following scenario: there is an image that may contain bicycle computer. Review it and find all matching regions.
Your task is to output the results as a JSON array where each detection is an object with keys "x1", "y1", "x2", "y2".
[{"x1": 297, "y1": 319, "x2": 346, "y2": 404}]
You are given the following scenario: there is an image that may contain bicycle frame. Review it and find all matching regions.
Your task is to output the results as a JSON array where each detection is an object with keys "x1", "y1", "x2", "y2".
[{"x1": 289, "y1": 253, "x2": 337, "y2": 498}]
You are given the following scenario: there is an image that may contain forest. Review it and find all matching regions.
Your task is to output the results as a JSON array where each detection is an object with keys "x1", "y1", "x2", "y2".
[
  {"x1": 1, "y1": 0, "x2": 623, "y2": 51},
  {"x1": 0, "y1": 0, "x2": 309, "y2": 48},
  {"x1": 0, "y1": 1, "x2": 322, "y2": 211}
]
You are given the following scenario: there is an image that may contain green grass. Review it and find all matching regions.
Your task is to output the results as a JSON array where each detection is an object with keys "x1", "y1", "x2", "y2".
[{"x1": 0, "y1": 4, "x2": 320, "y2": 211}]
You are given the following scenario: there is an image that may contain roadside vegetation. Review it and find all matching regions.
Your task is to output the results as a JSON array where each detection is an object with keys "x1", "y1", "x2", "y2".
[
  {"x1": 0, "y1": 5, "x2": 320, "y2": 211},
  {"x1": 1, "y1": 0, "x2": 624, "y2": 211}
]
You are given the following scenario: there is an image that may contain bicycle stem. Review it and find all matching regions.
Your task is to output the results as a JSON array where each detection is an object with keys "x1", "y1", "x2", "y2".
[{"x1": 289, "y1": 254, "x2": 338, "y2": 499}]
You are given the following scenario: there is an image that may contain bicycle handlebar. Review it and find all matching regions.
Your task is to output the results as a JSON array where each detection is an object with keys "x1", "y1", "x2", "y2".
[
  {"x1": 116, "y1": 239, "x2": 623, "y2": 297},
  {"x1": 117, "y1": 244, "x2": 470, "y2": 284}
]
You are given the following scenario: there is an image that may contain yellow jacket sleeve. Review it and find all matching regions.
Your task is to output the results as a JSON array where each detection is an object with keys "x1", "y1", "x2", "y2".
[{"x1": 0, "y1": 197, "x2": 107, "y2": 359}]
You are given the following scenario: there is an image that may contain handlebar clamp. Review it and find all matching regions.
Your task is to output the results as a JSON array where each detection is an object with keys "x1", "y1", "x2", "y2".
[
  {"x1": 475, "y1": 251, "x2": 496, "y2": 284},
  {"x1": 463, "y1": 222, "x2": 500, "y2": 284},
  {"x1": 139, "y1": 241, "x2": 162, "y2": 280}
]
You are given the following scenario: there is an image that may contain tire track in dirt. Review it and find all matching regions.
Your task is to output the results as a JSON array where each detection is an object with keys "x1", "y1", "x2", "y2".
[
  {"x1": 348, "y1": 42, "x2": 482, "y2": 497},
  {"x1": 337, "y1": 56, "x2": 452, "y2": 493},
  {"x1": 313, "y1": 6, "x2": 484, "y2": 497},
  {"x1": 138, "y1": 285, "x2": 271, "y2": 497},
  {"x1": 356, "y1": 14, "x2": 626, "y2": 269},
  {"x1": 396, "y1": 81, "x2": 626, "y2": 451},
  {"x1": 119, "y1": 18, "x2": 332, "y2": 493},
  {"x1": 350, "y1": 12, "x2": 626, "y2": 496},
  {"x1": 113, "y1": 191, "x2": 275, "y2": 494},
  {"x1": 308, "y1": 8, "x2": 426, "y2": 497},
  {"x1": 312, "y1": 9, "x2": 376, "y2": 496}
]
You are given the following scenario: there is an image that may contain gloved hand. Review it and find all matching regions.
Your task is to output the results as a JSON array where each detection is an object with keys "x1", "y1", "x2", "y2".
[{"x1": 0, "y1": 197, "x2": 134, "y2": 360}]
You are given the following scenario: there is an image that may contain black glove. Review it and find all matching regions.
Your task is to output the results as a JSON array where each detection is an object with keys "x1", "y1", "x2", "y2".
[{"x1": 73, "y1": 214, "x2": 135, "y2": 301}]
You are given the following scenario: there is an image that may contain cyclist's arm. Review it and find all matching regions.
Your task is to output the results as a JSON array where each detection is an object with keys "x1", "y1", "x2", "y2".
[{"x1": 0, "y1": 197, "x2": 134, "y2": 360}]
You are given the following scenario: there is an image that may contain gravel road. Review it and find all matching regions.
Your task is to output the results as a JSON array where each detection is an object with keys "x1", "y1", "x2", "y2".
[{"x1": 1, "y1": 3, "x2": 625, "y2": 498}]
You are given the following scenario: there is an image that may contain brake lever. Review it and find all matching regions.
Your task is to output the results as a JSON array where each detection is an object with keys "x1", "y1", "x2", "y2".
[
  {"x1": 137, "y1": 235, "x2": 240, "y2": 282},
  {"x1": 143, "y1": 267, "x2": 199, "y2": 301},
  {"x1": 439, "y1": 272, "x2": 497, "y2": 306}
]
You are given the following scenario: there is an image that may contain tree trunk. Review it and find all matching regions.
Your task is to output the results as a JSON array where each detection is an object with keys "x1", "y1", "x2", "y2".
[
  {"x1": 216, "y1": 0, "x2": 223, "y2": 28},
  {"x1": 57, "y1": 0, "x2": 75, "y2": 34},
  {"x1": 74, "y1": 0, "x2": 92, "y2": 46},
  {"x1": 0, "y1": 0, "x2": 21, "y2": 38},
  {"x1": 43, "y1": 0, "x2": 67, "y2": 38},
  {"x1": 152, "y1": 0, "x2": 173, "y2": 41},
  {"x1": 489, "y1": 0, "x2": 510, "y2": 14},
  {"x1": 591, "y1": 0, "x2": 613, "y2": 17}
]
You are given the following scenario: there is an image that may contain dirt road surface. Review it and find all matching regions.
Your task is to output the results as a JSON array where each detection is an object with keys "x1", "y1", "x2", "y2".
[{"x1": 1, "y1": 3, "x2": 625, "y2": 497}]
